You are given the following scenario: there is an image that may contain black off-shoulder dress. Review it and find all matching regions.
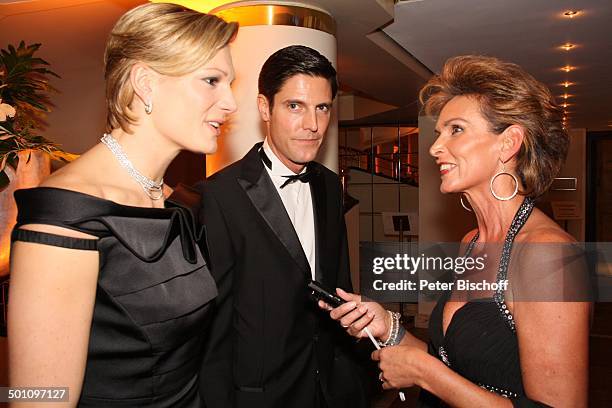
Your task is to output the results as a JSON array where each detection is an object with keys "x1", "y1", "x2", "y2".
[
  {"x1": 11, "y1": 187, "x2": 217, "y2": 407},
  {"x1": 418, "y1": 197, "x2": 551, "y2": 408}
]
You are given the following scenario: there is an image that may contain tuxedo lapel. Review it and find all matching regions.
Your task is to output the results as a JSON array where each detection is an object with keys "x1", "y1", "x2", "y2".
[
  {"x1": 309, "y1": 164, "x2": 328, "y2": 283},
  {"x1": 238, "y1": 144, "x2": 311, "y2": 276}
]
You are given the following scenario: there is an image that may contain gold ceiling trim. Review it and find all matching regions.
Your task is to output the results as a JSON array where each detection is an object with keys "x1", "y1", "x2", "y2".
[{"x1": 213, "y1": 4, "x2": 336, "y2": 36}]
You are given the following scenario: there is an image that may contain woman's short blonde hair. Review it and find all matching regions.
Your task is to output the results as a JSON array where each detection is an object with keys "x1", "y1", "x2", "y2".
[
  {"x1": 104, "y1": 2, "x2": 238, "y2": 132},
  {"x1": 419, "y1": 55, "x2": 568, "y2": 198}
]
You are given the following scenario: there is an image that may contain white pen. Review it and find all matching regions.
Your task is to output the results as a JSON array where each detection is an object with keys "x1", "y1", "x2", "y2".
[{"x1": 364, "y1": 327, "x2": 406, "y2": 402}]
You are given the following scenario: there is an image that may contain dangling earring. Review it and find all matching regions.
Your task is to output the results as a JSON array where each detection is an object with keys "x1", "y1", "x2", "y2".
[
  {"x1": 144, "y1": 100, "x2": 153, "y2": 115},
  {"x1": 460, "y1": 194, "x2": 473, "y2": 212},
  {"x1": 490, "y1": 159, "x2": 518, "y2": 201}
]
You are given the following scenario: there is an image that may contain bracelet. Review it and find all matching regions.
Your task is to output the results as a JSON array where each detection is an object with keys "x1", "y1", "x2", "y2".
[
  {"x1": 378, "y1": 311, "x2": 404, "y2": 347},
  {"x1": 395, "y1": 325, "x2": 406, "y2": 346},
  {"x1": 381, "y1": 310, "x2": 394, "y2": 345}
]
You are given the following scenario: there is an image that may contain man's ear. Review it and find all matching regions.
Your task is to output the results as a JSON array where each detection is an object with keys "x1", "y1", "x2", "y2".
[
  {"x1": 500, "y1": 124, "x2": 525, "y2": 163},
  {"x1": 257, "y1": 94, "x2": 271, "y2": 122},
  {"x1": 130, "y1": 62, "x2": 156, "y2": 110}
]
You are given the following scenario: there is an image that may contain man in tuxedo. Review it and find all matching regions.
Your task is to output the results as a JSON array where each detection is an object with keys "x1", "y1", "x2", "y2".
[{"x1": 198, "y1": 45, "x2": 369, "y2": 408}]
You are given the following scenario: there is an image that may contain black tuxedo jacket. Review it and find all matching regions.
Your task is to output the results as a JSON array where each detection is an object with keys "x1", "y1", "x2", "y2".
[{"x1": 197, "y1": 143, "x2": 368, "y2": 408}]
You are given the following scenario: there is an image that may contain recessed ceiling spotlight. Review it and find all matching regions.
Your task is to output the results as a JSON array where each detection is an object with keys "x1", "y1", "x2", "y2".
[
  {"x1": 561, "y1": 65, "x2": 576, "y2": 72},
  {"x1": 563, "y1": 10, "x2": 580, "y2": 18},
  {"x1": 562, "y1": 81, "x2": 574, "y2": 88},
  {"x1": 562, "y1": 103, "x2": 570, "y2": 108},
  {"x1": 561, "y1": 93, "x2": 572, "y2": 99},
  {"x1": 561, "y1": 43, "x2": 576, "y2": 51}
]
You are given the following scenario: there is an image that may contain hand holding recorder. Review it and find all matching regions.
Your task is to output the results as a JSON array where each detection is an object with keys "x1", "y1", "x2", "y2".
[{"x1": 310, "y1": 281, "x2": 389, "y2": 340}]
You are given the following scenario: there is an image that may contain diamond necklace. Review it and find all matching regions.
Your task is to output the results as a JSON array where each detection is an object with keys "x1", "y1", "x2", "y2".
[{"x1": 100, "y1": 133, "x2": 164, "y2": 200}]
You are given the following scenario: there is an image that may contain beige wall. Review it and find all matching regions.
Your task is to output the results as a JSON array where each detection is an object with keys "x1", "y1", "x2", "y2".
[
  {"x1": 0, "y1": 0, "x2": 144, "y2": 154},
  {"x1": 338, "y1": 94, "x2": 397, "y2": 122},
  {"x1": 538, "y1": 128, "x2": 586, "y2": 241}
]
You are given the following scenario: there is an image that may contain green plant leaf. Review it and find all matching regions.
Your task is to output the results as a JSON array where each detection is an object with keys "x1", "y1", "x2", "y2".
[
  {"x1": 0, "y1": 41, "x2": 72, "y2": 189},
  {"x1": 7, "y1": 152, "x2": 18, "y2": 171},
  {"x1": 0, "y1": 136, "x2": 19, "y2": 152},
  {"x1": 0, "y1": 41, "x2": 60, "y2": 126},
  {"x1": 28, "y1": 135, "x2": 46, "y2": 144},
  {"x1": 0, "y1": 122, "x2": 14, "y2": 135},
  {"x1": 0, "y1": 170, "x2": 9, "y2": 191}
]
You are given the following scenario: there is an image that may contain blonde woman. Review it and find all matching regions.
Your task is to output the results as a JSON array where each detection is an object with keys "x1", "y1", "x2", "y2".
[{"x1": 8, "y1": 3, "x2": 237, "y2": 407}]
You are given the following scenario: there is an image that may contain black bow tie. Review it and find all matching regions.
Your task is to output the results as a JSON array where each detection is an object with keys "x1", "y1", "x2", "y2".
[
  {"x1": 280, "y1": 170, "x2": 314, "y2": 189},
  {"x1": 259, "y1": 147, "x2": 315, "y2": 189}
]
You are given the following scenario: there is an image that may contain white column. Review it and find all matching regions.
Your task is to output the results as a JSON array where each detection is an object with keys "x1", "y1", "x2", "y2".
[{"x1": 206, "y1": 2, "x2": 339, "y2": 175}]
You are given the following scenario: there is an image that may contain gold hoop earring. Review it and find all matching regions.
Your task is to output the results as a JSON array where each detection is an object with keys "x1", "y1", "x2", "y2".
[
  {"x1": 144, "y1": 100, "x2": 153, "y2": 115},
  {"x1": 490, "y1": 159, "x2": 518, "y2": 201},
  {"x1": 460, "y1": 194, "x2": 473, "y2": 212}
]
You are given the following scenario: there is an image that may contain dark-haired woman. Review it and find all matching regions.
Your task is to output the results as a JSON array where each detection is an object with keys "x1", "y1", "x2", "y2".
[{"x1": 322, "y1": 55, "x2": 590, "y2": 407}]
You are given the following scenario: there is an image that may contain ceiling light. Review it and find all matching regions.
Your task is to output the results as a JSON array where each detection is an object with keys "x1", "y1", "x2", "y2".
[
  {"x1": 562, "y1": 103, "x2": 570, "y2": 108},
  {"x1": 561, "y1": 65, "x2": 576, "y2": 72},
  {"x1": 560, "y1": 43, "x2": 576, "y2": 51},
  {"x1": 562, "y1": 81, "x2": 574, "y2": 88},
  {"x1": 563, "y1": 10, "x2": 580, "y2": 18}
]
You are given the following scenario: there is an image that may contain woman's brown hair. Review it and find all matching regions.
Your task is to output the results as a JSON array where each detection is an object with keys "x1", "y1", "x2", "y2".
[{"x1": 420, "y1": 55, "x2": 568, "y2": 198}]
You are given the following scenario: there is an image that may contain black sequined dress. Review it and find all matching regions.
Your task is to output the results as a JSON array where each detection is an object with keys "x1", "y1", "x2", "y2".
[{"x1": 418, "y1": 197, "x2": 550, "y2": 407}]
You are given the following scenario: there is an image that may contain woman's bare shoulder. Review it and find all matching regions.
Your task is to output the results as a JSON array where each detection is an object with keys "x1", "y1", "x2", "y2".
[
  {"x1": 39, "y1": 147, "x2": 105, "y2": 196},
  {"x1": 519, "y1": 209, "x2": 575, "y2": 243},
  {"x1": 38, "y1": 145, "x2": 145, "y2": 206}
]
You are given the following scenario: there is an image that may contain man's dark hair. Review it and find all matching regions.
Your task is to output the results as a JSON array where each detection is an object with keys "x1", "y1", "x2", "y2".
[{"x1": 258, "y1": 45, "x2": 338, "y2": 108}]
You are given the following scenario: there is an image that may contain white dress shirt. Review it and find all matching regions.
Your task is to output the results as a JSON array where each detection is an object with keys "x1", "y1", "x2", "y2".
[{"x1": 262, "y1": 139, "x2": 316, "y2": 279}]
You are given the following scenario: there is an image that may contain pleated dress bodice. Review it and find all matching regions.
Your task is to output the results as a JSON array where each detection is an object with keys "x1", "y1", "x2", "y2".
[{"x1": 12, "y1": 187, "x2": 217, "y2": 407}]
